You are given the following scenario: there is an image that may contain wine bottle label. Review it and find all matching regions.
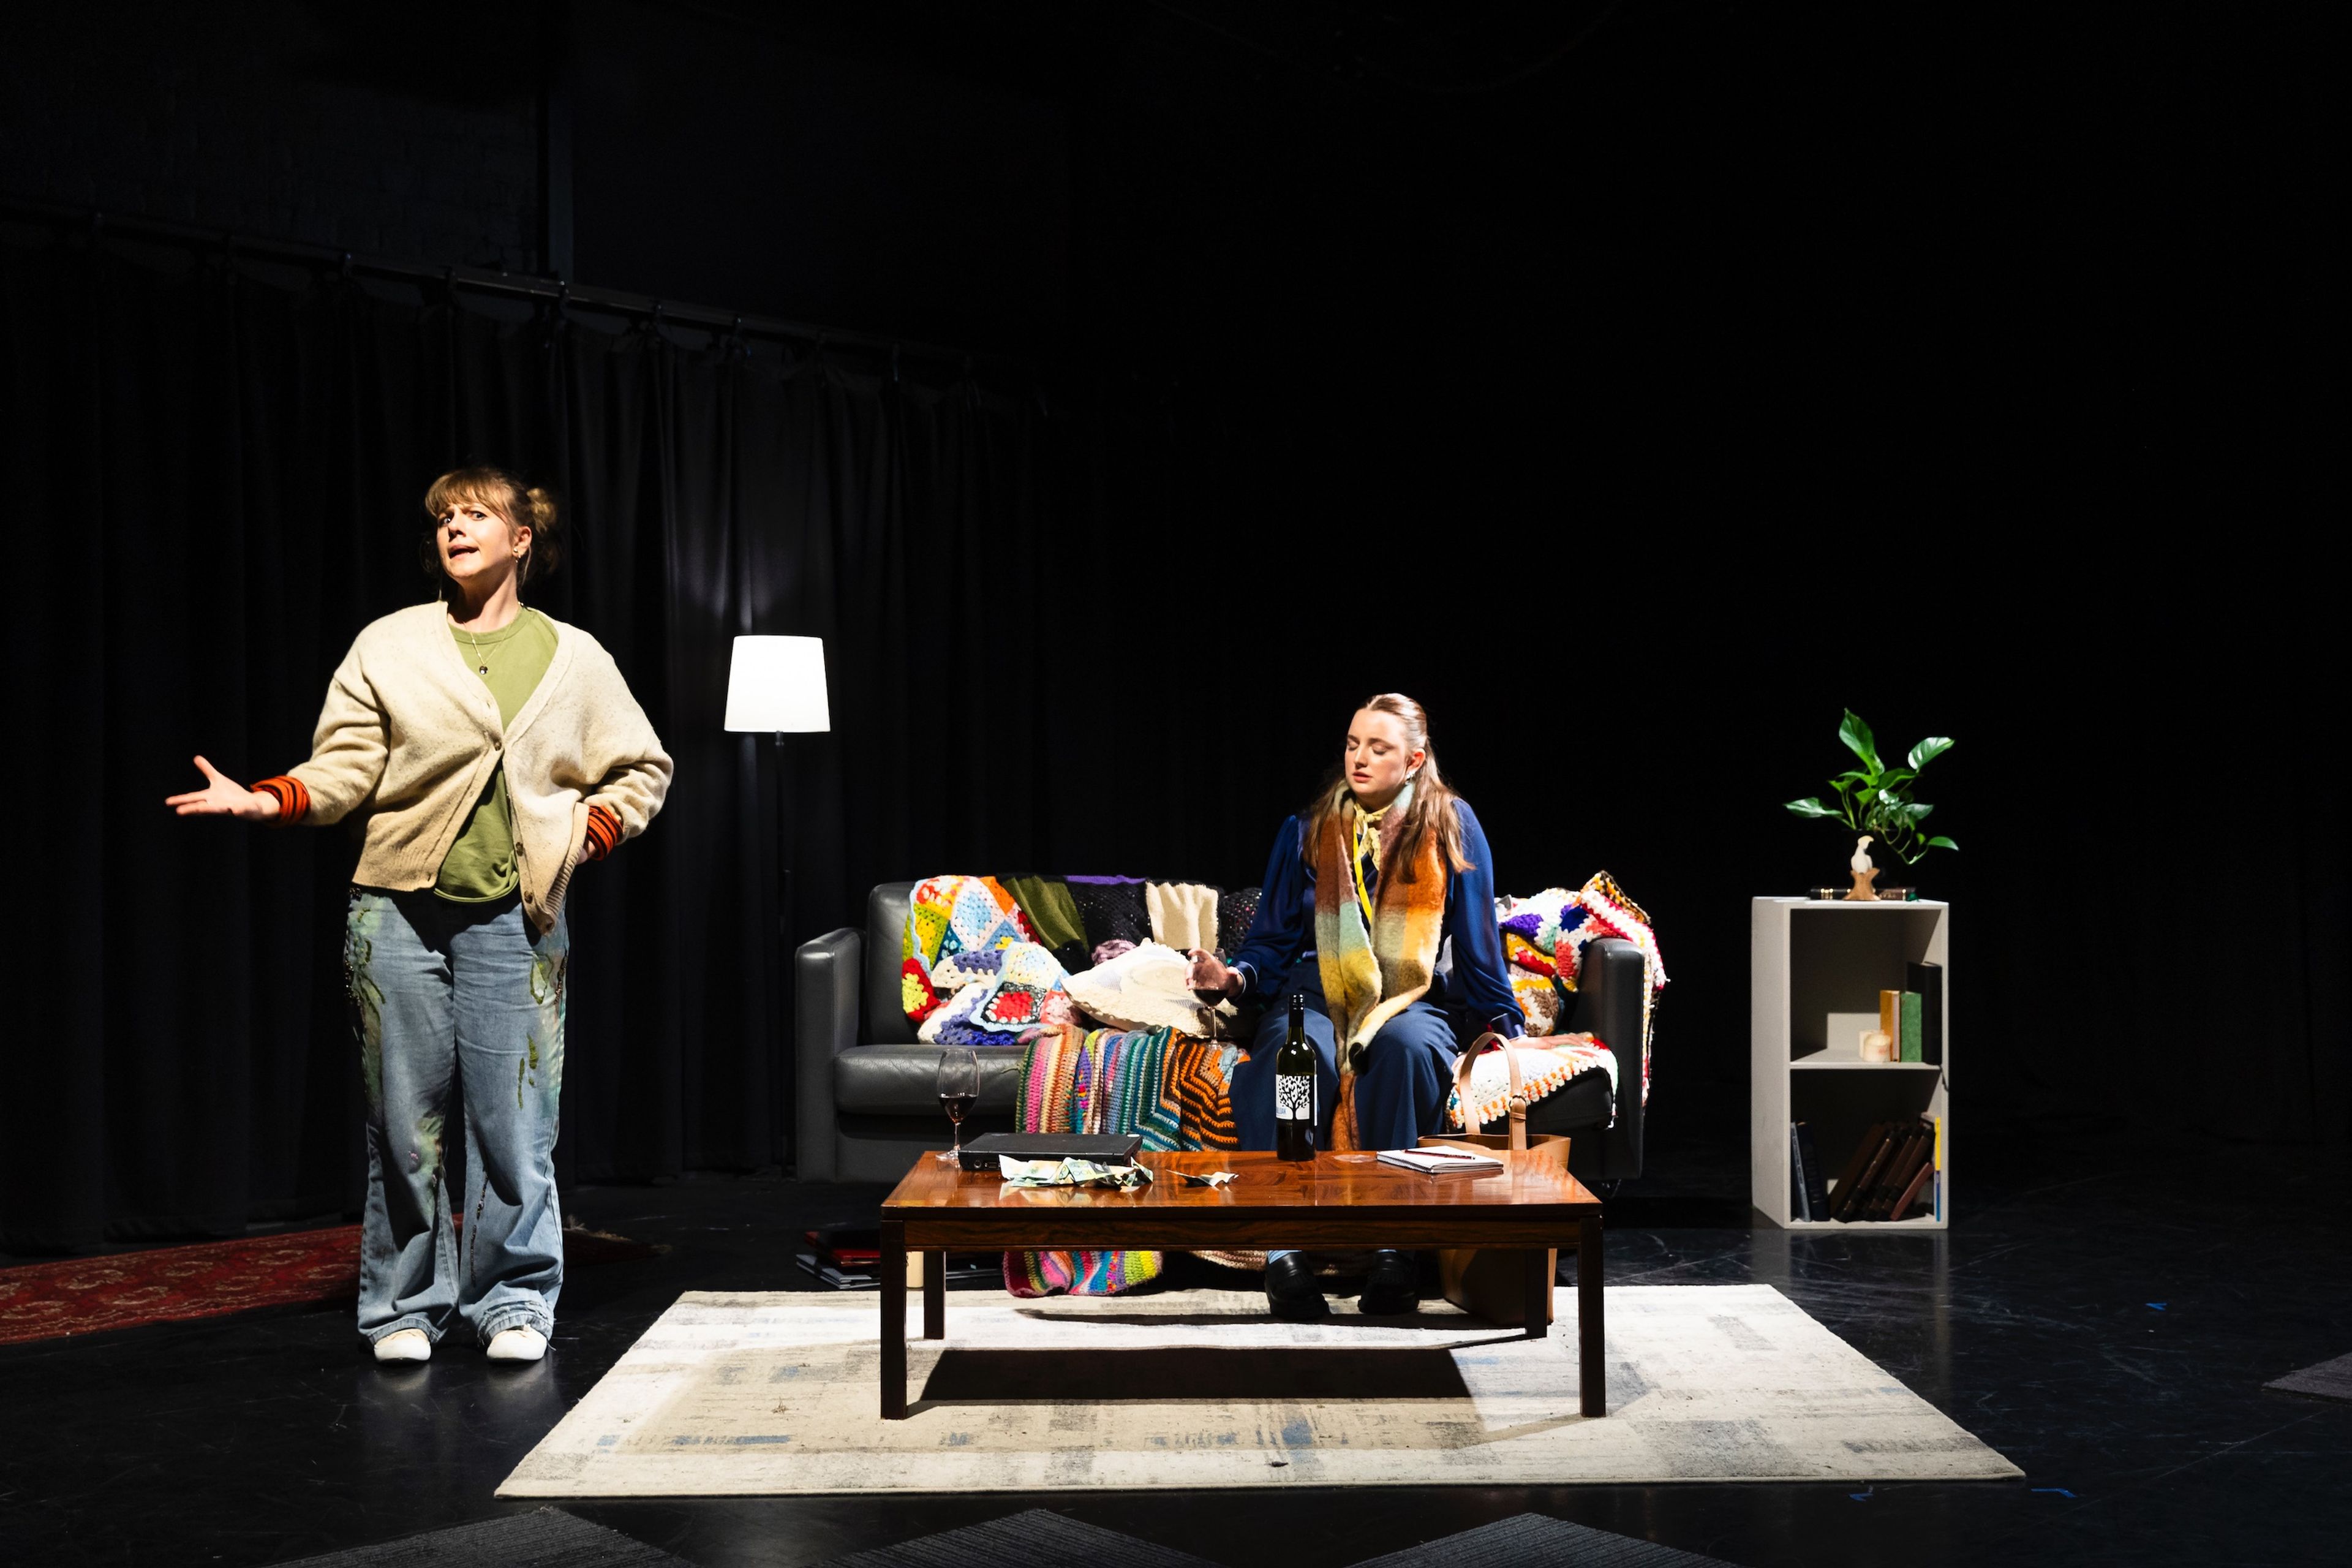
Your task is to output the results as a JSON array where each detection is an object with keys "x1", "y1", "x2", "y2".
[{"x1": 1275, "y1": 1072, "x2": 1314, "y2": 1122}]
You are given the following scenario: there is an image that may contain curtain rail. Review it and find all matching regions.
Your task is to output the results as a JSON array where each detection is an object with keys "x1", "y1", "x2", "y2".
[{"x1": 0, "y1": 195, "x2": 1035, "y2": 375}]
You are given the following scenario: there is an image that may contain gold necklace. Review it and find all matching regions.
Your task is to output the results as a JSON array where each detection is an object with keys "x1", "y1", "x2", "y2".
[
  {"x1": 454, "y1": 605, "x2": 521, "y2": 679},
  {"x1": 451, "y1": 568, "x2": 525, "y2": 677},
  {"x1": 461, "y1": 625, "x2": 490, "y2": 678}
]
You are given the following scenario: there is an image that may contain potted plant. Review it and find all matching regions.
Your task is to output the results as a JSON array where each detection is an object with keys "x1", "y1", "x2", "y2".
[{"x1": 1785, "y1": 710, "x2": 1957, "y2": 894}]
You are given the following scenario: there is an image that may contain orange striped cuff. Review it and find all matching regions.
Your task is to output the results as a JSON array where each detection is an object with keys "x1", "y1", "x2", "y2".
[
  {"x1": 252, "y1": 775, "x2": 309, "y2": 825},
  {"x1": 582, "y1": 802, "x2": 622, "y2": 862}
]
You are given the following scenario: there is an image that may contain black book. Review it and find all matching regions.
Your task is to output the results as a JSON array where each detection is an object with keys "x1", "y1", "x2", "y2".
[
  {"x1": 958, "y1": 1132, "x2": 1142, "y2": 1171},
  {"x1": 1907, "y1": 960, "x2": 1943, "y2": 1067},
  {"x1": 1794, "y1": 1121, "x2": 1833, "y2": 1222}
]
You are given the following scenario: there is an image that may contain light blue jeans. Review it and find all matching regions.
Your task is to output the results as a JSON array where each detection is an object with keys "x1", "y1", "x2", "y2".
[{"x1": 347, "y1": 886, "x2": 568, "y2": 1347}]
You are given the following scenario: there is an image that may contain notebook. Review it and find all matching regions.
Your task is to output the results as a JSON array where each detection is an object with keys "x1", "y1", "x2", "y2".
[{"x1": 1378, "y1": 1147, "x2": 1506, "y2": 1175}]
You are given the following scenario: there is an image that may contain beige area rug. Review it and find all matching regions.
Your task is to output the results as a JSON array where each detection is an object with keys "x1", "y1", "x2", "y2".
[{"x1": 499, "y1": 1285, "x2": 2020, "y2": 1496}]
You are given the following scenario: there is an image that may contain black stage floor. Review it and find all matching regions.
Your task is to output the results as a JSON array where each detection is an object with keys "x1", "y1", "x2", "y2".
[{"x1": 4, "y1": 1115, "x2": 2348, "y2": 1568}]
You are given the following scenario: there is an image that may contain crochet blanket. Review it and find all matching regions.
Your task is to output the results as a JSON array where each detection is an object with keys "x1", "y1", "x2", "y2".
[
  {"x1": 901, "y1": 875, "x2": 1071, "y2": 1047},
  {"x1": 1005, "y1": 1023, "x2": 1246, "y2": 1297},
  {"x1": 1491, "y1": 870, "x2": 1668, "y2": 1106}
]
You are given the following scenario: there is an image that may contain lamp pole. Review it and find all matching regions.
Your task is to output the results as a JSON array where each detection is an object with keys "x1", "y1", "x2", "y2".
[{"x1": 722, "y1": 636, "x2": 830, "y2": 1175}]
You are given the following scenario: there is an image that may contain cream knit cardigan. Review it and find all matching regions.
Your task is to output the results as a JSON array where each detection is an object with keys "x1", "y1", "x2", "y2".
[{"x1": 284, "y1": 602, "x2": 673, "y2": 933}]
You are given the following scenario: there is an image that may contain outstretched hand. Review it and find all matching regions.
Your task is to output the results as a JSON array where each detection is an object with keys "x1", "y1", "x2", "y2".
[
  {"x1": 165, "y1": 755, "x2": 280, "y2": 821},
  {"x1": 1185, "y1": 949, "x2": 1242, "y2": 1002}
]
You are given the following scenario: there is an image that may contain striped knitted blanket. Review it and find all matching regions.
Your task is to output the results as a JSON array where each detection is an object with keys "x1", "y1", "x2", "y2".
[{"x1": 1004, "y1": 1023, "x2": 1246, "y2": 1296}]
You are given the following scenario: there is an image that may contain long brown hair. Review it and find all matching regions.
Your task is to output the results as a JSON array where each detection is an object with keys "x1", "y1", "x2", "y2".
[
  {"x1": 420, "y1": 466, "x2": 562, "y2": 589},
  {"x1": 1300, "y1": 693, "x2": 1472, "y2": 880}
]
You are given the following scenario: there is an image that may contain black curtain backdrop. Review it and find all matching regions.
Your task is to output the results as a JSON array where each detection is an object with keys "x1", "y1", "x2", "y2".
[
  {"x1": 0, "y1": 231, "x2": 1186, "y2": 1250},
  {"x1": 5, "y1": 226, "x2": 2346, "y2": 1253}
]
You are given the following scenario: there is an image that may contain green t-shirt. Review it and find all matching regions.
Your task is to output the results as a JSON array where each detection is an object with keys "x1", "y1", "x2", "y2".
[{"x1": 434, "y1": 607, "x2": 560, "y2": 903}]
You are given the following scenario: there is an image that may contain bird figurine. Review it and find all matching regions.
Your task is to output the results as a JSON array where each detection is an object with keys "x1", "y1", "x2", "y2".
[{"x1": 1846, "y1": 835, "x2": 1881, "y2": 901}]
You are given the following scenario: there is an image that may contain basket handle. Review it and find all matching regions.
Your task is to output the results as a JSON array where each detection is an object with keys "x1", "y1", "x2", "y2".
[{"x1": 1452, "y1": 1031, "x2": 1529, "y2": 1151}]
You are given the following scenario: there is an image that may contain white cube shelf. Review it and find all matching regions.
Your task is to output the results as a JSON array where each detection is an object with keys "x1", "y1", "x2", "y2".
[{"x1": 1751, "y1": 897, "x2": 1950, "y2": 1229}]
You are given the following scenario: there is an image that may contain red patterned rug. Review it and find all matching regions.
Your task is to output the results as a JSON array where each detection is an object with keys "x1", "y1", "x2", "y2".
[{"x1": 0, "y1": 1225, "x2": 660, "y2": 1348}]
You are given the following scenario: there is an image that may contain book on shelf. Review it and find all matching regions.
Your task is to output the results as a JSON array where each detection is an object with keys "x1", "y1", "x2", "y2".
[
  {"x1": 1793, "y1": 1121, "x2": 1831, "y2": 1221},
  {"x1": 1907, "y1": 961, "x2": 1943, "y2": 1065},
  {"x1": 1825, "y1": 1120, "x2": 1890, "y2": 1220},
  {"x1": 1789, "y1": 1123, "x2": 1810, "y2": 1219},
  {"x1": 1833, "y1": 1125, "x2": 1901, "y2": 1222},
  {"x1": 1870, "y1": 1128, "x2": 1932, "y2": 1219},
  {"x1": 1931, "y1": 1114, "x2": 1944, "y2": 1221},
  {"x1": 1879, "y1": 989, "x2": 1901, "y2": 1042},
  {"x1": 1899, "y1": 990, "x2": 1924, "y2": 1063},
  {"x1": 1890, "y1": 1150, "x2": 1936, "y2": 1221}
]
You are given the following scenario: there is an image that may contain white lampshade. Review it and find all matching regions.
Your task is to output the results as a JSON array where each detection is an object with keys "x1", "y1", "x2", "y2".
[{"x1": 724, "y1": 636, "x2": 830, "y2": 733}]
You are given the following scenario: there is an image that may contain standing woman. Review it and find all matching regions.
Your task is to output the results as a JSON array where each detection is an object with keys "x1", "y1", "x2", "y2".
[
  {"x1": 167, "y1": 468, "x2": 673, "y2": 1364},
  {"x1": 1185, "y1": 693, "x2": 1522, "y2": 1319}
]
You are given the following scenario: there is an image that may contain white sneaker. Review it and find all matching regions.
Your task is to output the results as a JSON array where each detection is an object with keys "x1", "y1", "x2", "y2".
[
  {"x1": 486, "y1": 1326, "x2": 548, "y2": 1362},
  {"x1": 372, "y1": 1329, "x2": 432, "y2": 1363}
]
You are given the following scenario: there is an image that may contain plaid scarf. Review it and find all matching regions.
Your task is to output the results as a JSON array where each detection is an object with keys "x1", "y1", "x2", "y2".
[{"x1": 1313, "y1": 780, "x2": 1449, "y2": 1121}]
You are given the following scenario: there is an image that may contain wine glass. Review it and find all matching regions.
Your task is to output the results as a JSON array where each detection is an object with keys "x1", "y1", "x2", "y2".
[{"x1": 935, "y1": 1048, "x2": 980, "y2": 1165}]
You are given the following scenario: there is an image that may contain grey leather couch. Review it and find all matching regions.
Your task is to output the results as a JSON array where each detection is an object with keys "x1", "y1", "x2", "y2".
[{"x1": 796, "y1": 880, "x2": 1649, "y2": 1188}]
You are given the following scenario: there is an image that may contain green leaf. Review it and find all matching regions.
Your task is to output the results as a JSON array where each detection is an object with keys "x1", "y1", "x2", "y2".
[
  {"x1": 1907, "y1": 736, "x2": 1954, "y2": 769},
  {"x1": 1902, "y1": 801, "x2": 1934, "y2": 823},
  {"x1": 1925, "y1": 835, "x2": 1958, "y2": 851},
  {"x1": 1832, "y1": 769, "x2": 1872, "y2": 785},
  {"x1": 1785, "y1": 797, "x2": 1842, "y2": 819},
  {"x1": 1839, "y1": 710, "x2": 1882, "y2": 772}
]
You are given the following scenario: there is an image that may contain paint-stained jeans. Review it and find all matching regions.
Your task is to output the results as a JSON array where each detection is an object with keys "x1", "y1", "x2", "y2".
[{"x1": 347, "y1": 886, "x2": 568, "y2": 1346}]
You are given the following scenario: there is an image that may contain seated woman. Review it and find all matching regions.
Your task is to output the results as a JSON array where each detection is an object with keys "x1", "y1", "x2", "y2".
[{"x1": 1185, "y1": 693, "x2": 1524, "y2": 1320}]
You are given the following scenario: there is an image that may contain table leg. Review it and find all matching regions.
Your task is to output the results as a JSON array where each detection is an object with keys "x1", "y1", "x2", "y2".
[
  {"x1": 922, "y1": 1249, "x2": 946, "y2": 1340},
  {"x1": 1578, "y1": 1212, "x2": 1605, "y2": 1417},
  {"x1": 880, "y1": 1220, "x2": 907, "y2": 1420},
  {"x1": 1524, "y1": 1248, "x2": 1550, "y2": 1338}
]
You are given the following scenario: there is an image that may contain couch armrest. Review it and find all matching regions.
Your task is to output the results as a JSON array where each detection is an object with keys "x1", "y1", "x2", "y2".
[
  {"x1": 796, "y1": 926, "x2": 862, "y2": 1180},
  {"x1": 1576, "y1": 935, "x2": 1647, "y2": 1184}
]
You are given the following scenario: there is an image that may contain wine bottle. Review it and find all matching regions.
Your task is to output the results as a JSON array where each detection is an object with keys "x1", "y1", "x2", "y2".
[{"x1": 1275, "y1": 993, "x2": 1317, "y2": 1161}]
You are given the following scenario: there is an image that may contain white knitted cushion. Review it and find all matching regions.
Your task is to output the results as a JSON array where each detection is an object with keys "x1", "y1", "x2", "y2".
[{"x1": 1063, "y1": 940, "x2": 1238, "y2": 1034}]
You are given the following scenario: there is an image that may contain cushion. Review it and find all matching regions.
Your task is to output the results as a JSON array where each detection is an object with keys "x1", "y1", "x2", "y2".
[
  {"x1": 1216, "y1": 886, "x2": 1262, "y2": 956},
  {"x1": 1447, "y1": 1037, "x2": 1619, "y2": 1133},
  {"x1": 834, "y1": 1044, "x2": 1028, "y2": 1117},
  {"x1": 1523, "y1": 1066, "x2": 1617, "y2": 1134},
  {"x1": 1065, "y1": 876, "x2": 1150, "y2": 947},
  {"x1": 1063, "y1": 940, "x2": 1238, "y2": 1033}
]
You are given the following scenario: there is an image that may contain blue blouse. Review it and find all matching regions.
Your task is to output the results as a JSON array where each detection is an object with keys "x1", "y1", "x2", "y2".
[{"x1": 1228, "y1": 799, "x2": 1525, "y2": 1041}]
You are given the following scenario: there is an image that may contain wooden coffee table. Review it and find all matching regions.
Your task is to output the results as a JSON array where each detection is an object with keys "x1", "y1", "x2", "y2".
[{"x1": 877, "y1": 1148, "x2": 1605, "y2": 1420}]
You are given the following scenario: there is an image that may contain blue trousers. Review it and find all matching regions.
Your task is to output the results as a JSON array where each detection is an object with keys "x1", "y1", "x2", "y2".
[
  {"x1": 347, "y1": 887, "x2": 568, "y2": 1346},
  {"x1": 1231, "y1": 965, "x2": 1461, "y2": 1153}
]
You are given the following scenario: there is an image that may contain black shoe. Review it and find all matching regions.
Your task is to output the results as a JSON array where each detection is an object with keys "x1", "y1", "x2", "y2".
[
  {"x1": 1265, "y1": 1253, "x2": 1329, "y2": 1321},
  {"x1": 1359, "y1": 1249, "x2": 1419, "y2": 1315}
]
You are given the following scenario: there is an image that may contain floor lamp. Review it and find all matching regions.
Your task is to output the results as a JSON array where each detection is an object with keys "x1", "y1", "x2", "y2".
[{"x1": 723, "y1": 636, "x2": 831, "y2": 1168}]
